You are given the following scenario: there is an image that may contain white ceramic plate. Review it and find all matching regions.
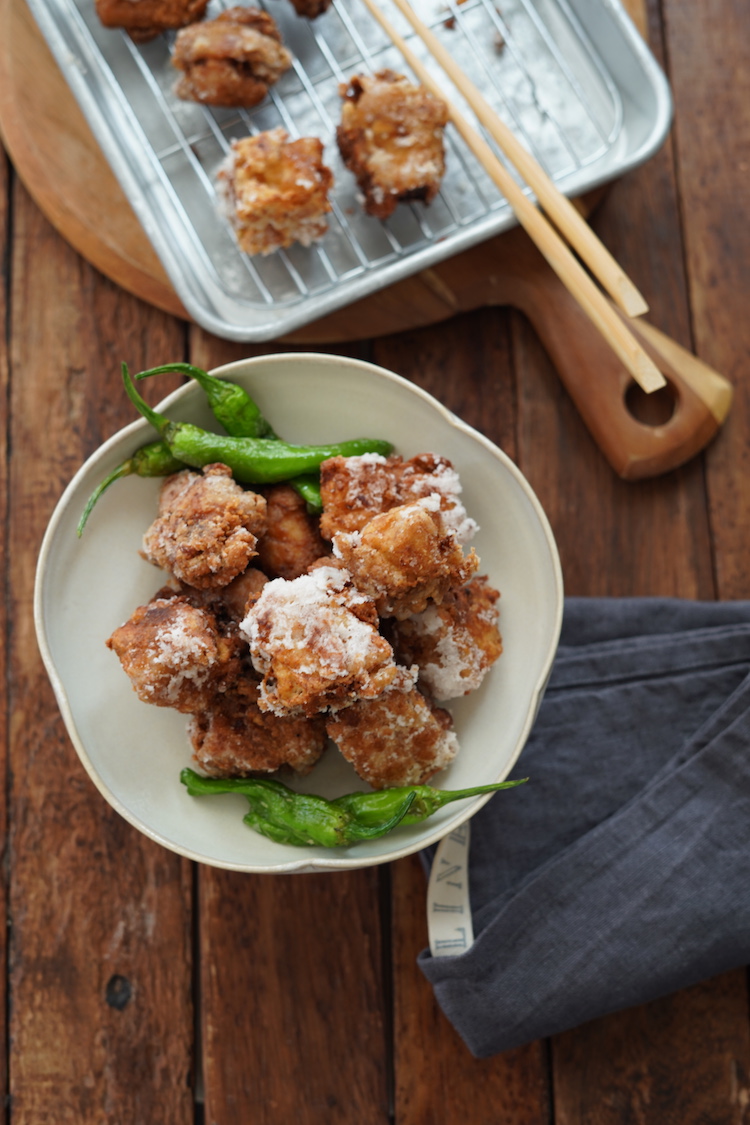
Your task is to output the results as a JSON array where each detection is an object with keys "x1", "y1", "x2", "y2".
[{"x1": 34, "y1": 353, "x2": 563, "y2": 873}]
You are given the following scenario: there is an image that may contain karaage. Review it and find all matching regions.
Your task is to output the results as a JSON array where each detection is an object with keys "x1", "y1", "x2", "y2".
[
  {"x1": 241, "y1": 564, "x2": 416, "y2": 716},
  {"x1": 216, "y1": 127, "x2": 334, "y2": 256},
  {"x1": 389, "y1": 574, "x2": 502, "y2": 700},
  {"x1": 319, "y1": 451, "x2": 477, "y2": 543},
  {"x1": 326, "y1": 686, "x2": 458, "y2": 788},
  {"x1": 95, "y1": 0, "x2": 207, "y2": 41},
  {"x1": 172, "y1": 7, "x2": 292, "y2": 107},
  {"x1": 106, "y1": 593, "x2": 246, "y2": 713},
  {"x1": 189, "y1": 681, "x2": 327, "y2": 776},
  {"x1": 141, "y1": 463, "x2": 267, "y2": 589},
  {"x1": 336, "y1": 70, "x2": 448, "y2": 219},
  {"x1": 331, "y1": 496, "x2": 479, "y2": 619}
]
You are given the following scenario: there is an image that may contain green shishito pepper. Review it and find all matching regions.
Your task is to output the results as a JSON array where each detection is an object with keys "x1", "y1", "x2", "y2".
[
  {"x1": 76, "y1": 440, "x2": 186, "y2": 537},
  {"x1": 180, "y1": 768, "x2": 528, "y2": 848},
  {"x1": 134, "y1": 362, "x2": 323, "y2": 511},
  {"x1": 135, "y1": 362, "x2": 278, "y2": 439},
  {"x1": 122, "y1": 363, "x2": 393, "y2": 484}
]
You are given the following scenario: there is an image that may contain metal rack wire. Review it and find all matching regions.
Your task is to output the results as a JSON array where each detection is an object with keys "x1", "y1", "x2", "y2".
[{"x1": 29, "y1": 0, "x2": 670, "y2": 336}]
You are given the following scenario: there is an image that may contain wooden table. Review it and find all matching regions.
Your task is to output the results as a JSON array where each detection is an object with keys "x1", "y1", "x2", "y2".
[{"x1": 2, "y1": 0, "x2": 750, "y2": 1120}]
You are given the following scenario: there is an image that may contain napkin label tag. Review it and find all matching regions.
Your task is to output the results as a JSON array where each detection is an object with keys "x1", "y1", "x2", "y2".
[{"x1": 427, "y1": 822, "x2": 474, "y2": 958}]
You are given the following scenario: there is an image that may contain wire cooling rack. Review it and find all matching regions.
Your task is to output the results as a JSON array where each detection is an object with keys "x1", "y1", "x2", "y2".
[{"x1": 26, "y1": 0, "x2": 671, "y2": 338}]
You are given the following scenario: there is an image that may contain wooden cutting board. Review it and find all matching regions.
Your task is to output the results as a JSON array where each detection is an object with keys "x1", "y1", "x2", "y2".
[
  {"x1": 0, "y1": 0, "x2": 734, "y2": 480},
  {"x1": 0, "y1": 0, "x2": 644, "y2": 333}
]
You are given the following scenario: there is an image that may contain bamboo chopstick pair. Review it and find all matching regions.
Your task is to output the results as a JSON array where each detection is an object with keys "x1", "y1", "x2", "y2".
[{"x1": 357, "y1": 0, "x2": 666, "y2": 395}]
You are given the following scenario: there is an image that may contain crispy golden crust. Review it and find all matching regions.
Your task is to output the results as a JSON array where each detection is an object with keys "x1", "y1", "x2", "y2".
[
  {"x1": 326, "y1": 687, "x2": 458, "y2": 788},
  {"x1": 241, "y1": 565, "x2": 413, "y2": 717},
  {"x1": 106, "y1": 595, "x2": 247, "y2": 713},
  {"x1": 332, "y1": 498, "x2": 479, "y2": 619},
  {"x1": 319, "y1": 452, "x2": 477, "y2": 543},
  {"x1": 217, "y1": 127, "x2": 334, "y2": 256},
  {"x1": 256, "y1": 484, "x2": 327, "y2": 580},
  {"x1": 95, "y1": 0, "x2": 208, "y2": 39},
  {"x1": 141, "y1": 463, "x2": 267, "y2": 589},
  {"x1": 336, "y1": 70, "x2": 448, "y2": 220},
  {"x1": 171, "y1": 567, "x2": 269, "y2": 622},
  {"x1": 172, "y1": 8, "x2": 292, "y2": 107},
  {"x1": 189, "y1": 682, "x2": 327, "y2": 776},
  {"x1": 389, "y1": 575, "x2": 502, "y2": 700}
]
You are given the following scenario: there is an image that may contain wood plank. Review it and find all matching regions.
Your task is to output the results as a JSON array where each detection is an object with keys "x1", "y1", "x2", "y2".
[
  {"x1": 664, "y1": 0, "x2": 750, "y2": 601},
  {"x1": 0, "y1": 144, "x2": 10, "y2": 1112},
  {"x1": 392, "y1": 857, "x2": 551, "y2": 1125},
  {"x1": 7, "y1": 181, "x2": 195, "y2": 1122},
  {"x1": 191, "y1": 328, "x2": 391, "y2": 1125},
  {"x1": 521, "y1": 0, "x2": 750, "y2": 1118},
  {"x1": 372, "y1": 310, "x2": 551, "y2": 1122},
  {"x1": 552, "y1": 974, "x2": 750, "y2": 1124},
  {"x1": 199, "y1": 868, "x2": 391, "y2": 1125}
]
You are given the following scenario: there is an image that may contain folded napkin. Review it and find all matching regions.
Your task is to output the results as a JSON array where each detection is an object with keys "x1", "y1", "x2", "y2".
[{"x1": 419, "y1": 597, "x2": 750, "y2": 1057}]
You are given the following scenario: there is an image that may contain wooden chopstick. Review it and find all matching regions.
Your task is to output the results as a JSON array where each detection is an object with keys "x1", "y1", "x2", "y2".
[
  {"x1": 384, "y1": 0, "x2": 650, "y2": 320},
  {"x1": 356, "y1": 0, "x2": 666, "y2": 394}
]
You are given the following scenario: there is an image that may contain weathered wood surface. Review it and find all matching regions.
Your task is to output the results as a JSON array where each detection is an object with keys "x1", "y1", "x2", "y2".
[{"x1": 3, "y1": 0, "x2": 750, "y2": 1121}]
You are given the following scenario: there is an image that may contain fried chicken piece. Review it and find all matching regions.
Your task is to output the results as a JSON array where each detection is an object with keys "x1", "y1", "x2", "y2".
[
  {"x1": 217, "y1": 127, "x2": 334, "y2": 256},
  {"x1": 142, "y1": 463, "x2": 267, "y2": 589},
  {"x1": 332, "y1": 496, "x2": 479, "y2": 620},
  {"x1": 389, "y1": 575, "x2": 502, "y2": 700},
  {"x1": 241, "y1": 565, "x2": 416, "y2": 717},
  {"x1": 288, "y1": 0, "x2": 332, "y2": 17},
  {"x1": 170, "y1": 567, "x2": 269, "y2": 622},
  {"x1": 95, "y1": 0, "x2": 207, "y2": 41},
  {"x1": 336, "y1": 70, "x2": 448, "y2": 220},
  {"x1": 319, "y1": 452, "x2": 477, "y2": 543},
  {"x1": 106, "y1": 595, "x2": 247, "y2": 713},
  {"x1": 172, "y1": 8, "x2": 292, "y2": 107},
  {"x1": 256, "y1": 483, "x2": 327, "y2": 580},
  {"x1": 189, "y1": 681, "x2": 327, "y2": 777},
  {"x1": 326, "y1": 686, "x2": 458, "y2": 788}
]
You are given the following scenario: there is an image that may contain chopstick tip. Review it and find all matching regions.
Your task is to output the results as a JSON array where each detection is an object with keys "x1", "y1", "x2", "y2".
[
  {"x1": 636, "y1": 353, "x2": 667, "y2": 394},
  {"x1": 618, "y1": 282, "x2": 649, "y2": 319}
]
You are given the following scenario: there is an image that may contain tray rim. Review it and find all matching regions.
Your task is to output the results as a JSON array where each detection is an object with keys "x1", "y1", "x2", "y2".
[{"x1": 24, "y1": 0, "x2": 673, "y2": 341}]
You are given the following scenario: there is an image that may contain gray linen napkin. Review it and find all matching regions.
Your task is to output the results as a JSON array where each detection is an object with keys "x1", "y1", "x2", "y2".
[{"x1": 418, "y1": 598, "x2": 750, "y2": 1057}]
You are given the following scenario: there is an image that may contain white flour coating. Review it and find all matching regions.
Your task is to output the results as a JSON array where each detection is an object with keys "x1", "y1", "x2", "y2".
[
  {"x1": 241, "y1": 566, "x2": 388, "y2": 693},
  {"x1": 148, "y1": 607, "x2": 218, "y2": 703},
  {"x1": 400, "y1": 462, "x2": 478, "y2": 543},
  {"x1": 408, "y1": 604, "x2": 485, "y2": 700}
]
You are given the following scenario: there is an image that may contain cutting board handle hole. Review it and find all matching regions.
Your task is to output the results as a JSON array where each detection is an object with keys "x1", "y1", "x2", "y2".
[{"x1": 625, "y1": 380, "x2": 676, "y2": 427}]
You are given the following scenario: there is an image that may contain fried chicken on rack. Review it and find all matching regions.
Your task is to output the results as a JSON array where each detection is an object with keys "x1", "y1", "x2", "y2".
[
  {"x1": 141, "y1": 463, "x2": 267, "y2": 589},
  {"x1": 326, "y1": 686, "x2": 458, "y2": 788},
  {"x1": 256, "y1": 483, "x2": 327, "y2": 580},
  {"x1": 336, "y1": 70, "x2": 449, "y2": 220},
  {"x1": 319, "y1": 452, "x2": 477, "y2": 543},
  {"x1": 95, "y1": 0, "x2": 208, "y2": 41},
  {"x1": 331, "y1": 496, "x2": 479, "y2": 620},
  {"x1": 389, "y1": 575, "x2": 502, "y2": 700},
  {"x1": 241, "y1": 564, "x2": 417, "y2": 717},
  {"x1": 106, "y1": 593, "x2": 247, "y2": 713},
  {"x1": 172, "y1": 8, "x2": 292, "y2": 108},
  {"x1": 287, "y1": 0, "x2": 332, "y2": 17},
  {"x1": 189, "y1": 681, "x2": 327, "y2": 777},
  {"x1": 216, "y1": 127, "x2": 334, "y2": 256}
]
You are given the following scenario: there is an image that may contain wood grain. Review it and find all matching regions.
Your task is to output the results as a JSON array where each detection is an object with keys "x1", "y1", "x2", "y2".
[
  {"x1": 517, "y1": 2, "x2": 750, "y2": 1118},
  {"x1": 0, "y1": 131, "x2": 10, "y2": 1113},
  {"x1": 6, "y1": 181, "x2": 195, "y2": 1122},
  {"x1": 3, "y1": 0, "x2": 750, "y2": 1118},
  {"x1": 664, "y1": 0, "x2": 750, "y2": 602},
  {"x1": 200, "y1": 869, "x2": 390, "y2": 1124}
]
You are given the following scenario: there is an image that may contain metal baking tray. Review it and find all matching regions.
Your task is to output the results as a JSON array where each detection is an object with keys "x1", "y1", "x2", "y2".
[{"x1": 26, "y1": 0, "x2": 672, "y2": 340}]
